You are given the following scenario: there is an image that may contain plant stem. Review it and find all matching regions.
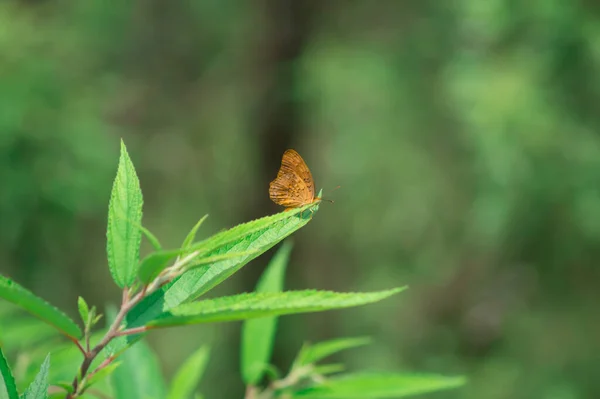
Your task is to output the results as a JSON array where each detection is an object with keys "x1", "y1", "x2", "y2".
[
  {"x1": 65, "y1": 251, "x2": 200, "y2": 398},
  {"x1": 243, "y1": 365, "x2": 314, "y2": 399},
  {"x1": 270, "y1": 365, "x2": 312, "y2": 390},
  {"x1": 66, "y1": 289, "x2": 142, "y2": 398},
  {"x1": 245, "y1": 385, "x2": 259, "y2": 399},
  {"x1": 114, "y1": 325, "x2": 148, "y2": 336},
  {"x1": 68, "y1": 336, "x2": 86, "y2": 356}
]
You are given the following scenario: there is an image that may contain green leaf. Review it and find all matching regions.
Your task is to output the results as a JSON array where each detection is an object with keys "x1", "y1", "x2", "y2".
[
  {"x1": 312, "y1": 364, "x2": 345, "y2": 376},
  {"x1": 106, "y1": 205, "x2": 319, "y2": 356},
  {"x1": 13, "y1": 330, "x2": 105, "y2": 390},
  {"x1": 137, "y1": 248, "x2": 260, "y2": 285},
  {"x1": 295, "y1": 337, "x2": 372, "y2": 367},
  {"x1": 91, "y1": 312, "x2": 103, "y2": 327},
  {"x1": 0, "y1": 317, "x2": 59, "y2": 351},
  {"x1": 77, "y1": 297, "x2": 89, "y2": 326},
  {"x1": 166, "y1": 346, "x2": 210, "y2": 399},
  {"x1": 241, "y1": 241, "x2": 292, "y2": 385},
  {"x1": 0, "y1": 275, "x2": 81, "y2": 338},
  {"x1": 21, "y1": 354, "x2": 50, "y2": 399},
  {"x1": 292, "y1": 373, "x2": 466, "y2": 398},
  {"x1": 137, "y1": 249, "x2": 184, "y2": 284},
  {"x1": 148, "y1": 288, "x2": 405, "y2": 328},
  {"x1": 139, "y1": 225, "x2": 162, "y2": 251},
  {"x1": 0, "y1": 347, "x2": 18, "y2": 399},
  {"x1": 181, "y1": 215, "x2": 209, "y2": 250},
  {"x1": 84, "y1": 362, "x2": 121, "y2": 391},
  {"x1": 51, "y1": 383, "x2": 72, "y2": 395},
  {"x1": 183, "y1": 250, "x2": 262, "y2": 272},
  {"x1": 184, "y1": 202, "x2": 319, "y2": 299},
  {"x1": 107, "y1": 139, "x2": 144, "y2": 288},
  {"x1": 110, "y1": 339, "x2": 166, "y2": 399}
]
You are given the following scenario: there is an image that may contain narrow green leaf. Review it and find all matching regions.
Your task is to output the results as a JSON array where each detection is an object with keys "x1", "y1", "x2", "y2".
[
  {"x1": 296, "y1": 337, "x2": 372, "y2": 367},
  {"x1": 116, "y1": 219, "x2": 162, "y2": 253},
  {"x1": 91, "y1": 313, "x2": 103, "y2": 327},
  {"x1": 139, "y1": 225, "x2": 162, "y2": 251},
  {"x1": 21, "y1": 354, "x2": 50, "y2": 399},
  {"x1": 107, "y1": 205, "x2": 319, "y2": 357},
  {"x1": 107, "y1": 139, "x2": 144, "y2": 288},
  {"x1": 292, "y1": 373, "x2": 466, "y2": 398},
  {"x1": 312, "y1": 364, "x2": 345, "y2": 376},
  {"x1": 181, "y1": 215, "x2": 209, "y2": 250},
  {"x1": 84, "y1": 362, "x2": 121, "y2": 390},
  {"x1": 51, "y1": 383, "x2": 72, "y2": 394},
  {"x1": 241, "y1": 241, "x2": 292, "y2": 385},
  {"x1": 110, "y1": 339, "x2": 166, "y2": 399},
  {"x1": 137, "y1": 249, "x2": 184, "y2": 284},
  {"x1": 148, "y1": 288, "x2": 405, "y2": 328},
  {"x1": 77, "y1": 297, "x2": 89, "y2": 326},
  {"x1": 166, "y1": 346, "x2": 210, "y2": 399},
  {"x1": 255, "y1": 242, "x2": 292, "y2": 293},
  {"x1": 0, "y1": 275, "x2": 81, "y2": 338},
  {"x1": 0, "y1": 347, "x2": 18, "y2": 399}
]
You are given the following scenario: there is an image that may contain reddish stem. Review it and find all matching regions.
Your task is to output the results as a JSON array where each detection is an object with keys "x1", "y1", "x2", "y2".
[
  {"x1": 67, "y1": 336, "x2": 86, "y2": 356},
  {"x1": 66, "y1": 289, "x2": 144, "y2": 398}
]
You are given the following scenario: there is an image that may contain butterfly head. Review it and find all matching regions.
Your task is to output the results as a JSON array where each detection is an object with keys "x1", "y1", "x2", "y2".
[{"x1": 316, "y1": 186, "x2": 339, "y2": 204}]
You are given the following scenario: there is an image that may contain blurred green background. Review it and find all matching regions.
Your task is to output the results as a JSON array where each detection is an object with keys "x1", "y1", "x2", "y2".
[{"x1": 2, "y1": 1, "x2": 600, "y2": 398}]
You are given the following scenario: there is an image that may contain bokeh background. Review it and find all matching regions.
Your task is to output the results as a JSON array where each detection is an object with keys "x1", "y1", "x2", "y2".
[{"x1": 2, "y1": 1, "x2": 600, "y2": 398}]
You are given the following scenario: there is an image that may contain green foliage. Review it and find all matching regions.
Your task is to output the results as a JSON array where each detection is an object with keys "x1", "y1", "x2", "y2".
[
  {"x1": 20, "y1": 355, "x2": 50, "y2": 399},
  {"x1": 0, "y1": 276, "x2": 81, "y2": 338},
  {"x1": 110, "y1": 340, "x2": 166, "y2": 399},
  {"x1": 4, "y1": 2, "x2": 600, "y2": 397},
  {"x1": 0, "y1": 315, "x2": 58, "y2": 352},
  {"x1": 241, "y1": 241, "x2": 292, "y2": 385},
  {"x1": 312, "y1": 364, "x2": 345, "y2": 376},
  {"x1": 166, "y1": 346, "x2": 210, "y2": 399},
  {"x1": 149, "y1": 288, "x2": 404, "y2": 328},
  {"x1": 294, "y1": 337, "x2": 372, "y2": 367},
  {"x1": 0, "y1": 347, "x2": 18, "y2": 399},
  {"x1": 83, "y1": 362, "x2": 120, "y2": 393},
  {"x1": 0, "y1": 139, "x2": 461, "y2": 399},
  {"x1": 137, "y1": 248, "x2": 259, "y2": 285},
  {"x1": 138, "y1": 225, "x2": 163, "y2": 252},
  {"x1": 107, "y1": 140, "x2": 144, "y2": 288},
  {"x1": 136, "y1": 249, "x2": 186, "y2": 284},
  {"x1": 180, "y1": 215, "x2": 209, "y2": 251},
  {"x1": 292, "y1": 373, "x2": 467, "y2": 398},
  {"x1": 108, "y1": 201, "x2": 321, "y2": 354},
  {"x1": 184, "y1": 201, "x2": 320, "y2": 299},
  {"x1": 76, "y1": 297, "x2": 89, "y2": 330}
]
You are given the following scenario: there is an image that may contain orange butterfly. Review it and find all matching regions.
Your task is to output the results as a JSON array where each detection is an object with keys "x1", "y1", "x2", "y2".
[{"x1": 269, "y1": 149, "x2": 321, "y2": 210}]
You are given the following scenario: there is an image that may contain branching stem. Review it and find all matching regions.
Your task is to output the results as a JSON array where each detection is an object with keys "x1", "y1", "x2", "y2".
[{"x1": 64, "y1": 250, "x2": 201, "y2": 398}]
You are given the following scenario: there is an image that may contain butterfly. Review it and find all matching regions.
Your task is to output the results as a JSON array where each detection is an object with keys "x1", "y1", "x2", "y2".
[{"x1": 269, "y1": 149, "x2": 321, "y2": 210}]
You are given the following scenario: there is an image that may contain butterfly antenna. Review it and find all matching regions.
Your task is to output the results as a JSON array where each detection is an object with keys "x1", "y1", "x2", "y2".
[
  {"x1": 319, "y1": 185, "x2": 340, "y2": 204},
  {"x1": 323, "y1": 185, "x2": 341, "y2": 196}
]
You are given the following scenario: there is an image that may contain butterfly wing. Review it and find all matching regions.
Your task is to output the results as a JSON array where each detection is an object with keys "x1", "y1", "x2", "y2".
[
  {"x1": 269, "y1": 149, "x2": 315, "y2": 207},
  {"x1": 279, "y1": 149, "x2": 315, "y2": 199}
]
